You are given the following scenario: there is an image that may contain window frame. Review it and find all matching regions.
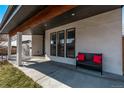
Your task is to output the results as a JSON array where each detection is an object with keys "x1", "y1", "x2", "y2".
[
  {"x1": 50, "y1": 32, "x2": 57, "y2": 56},
  {"x1": 57, "y1": 30, "x2": 65, "y2": 57},
  {"x1": 66, "y1": 28, "x2": 76, "y2": 58}
]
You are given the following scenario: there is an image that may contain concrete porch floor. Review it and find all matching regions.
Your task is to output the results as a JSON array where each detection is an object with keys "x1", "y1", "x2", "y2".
[{"x1": 9, "y1": 57, "x2": 124, "y2": 88}]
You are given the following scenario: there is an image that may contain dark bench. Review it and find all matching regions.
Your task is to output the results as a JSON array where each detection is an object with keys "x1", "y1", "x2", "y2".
[{"x1": 76, "y1": 52, "x2": 102, "y2": 75}]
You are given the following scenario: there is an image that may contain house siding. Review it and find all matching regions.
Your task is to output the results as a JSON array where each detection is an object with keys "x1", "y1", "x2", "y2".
[{"x1": 45, "y1": 8, "x2": 123, "y2": 75}]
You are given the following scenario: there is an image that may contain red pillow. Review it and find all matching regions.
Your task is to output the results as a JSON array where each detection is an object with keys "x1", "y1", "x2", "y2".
[
  {"x1": 77, "y1": 53, "x2": 85, "y2": 61},
  {"x1": 93, "y1": 55, "x2": 102, "y2": 64}
]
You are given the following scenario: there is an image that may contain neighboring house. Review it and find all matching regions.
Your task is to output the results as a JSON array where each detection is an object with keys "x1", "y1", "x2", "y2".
[{"x1": 0, "y1": 5, "x2": 124, "y2": 75}]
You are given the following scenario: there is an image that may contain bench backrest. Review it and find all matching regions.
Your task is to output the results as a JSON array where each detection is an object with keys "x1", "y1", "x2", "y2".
[{"x1": 77, "y1": 52, "x2": 102, "y2": 64}]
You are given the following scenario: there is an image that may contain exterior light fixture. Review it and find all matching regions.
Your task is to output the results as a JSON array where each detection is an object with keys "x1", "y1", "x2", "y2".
[
  {"x1": 71, "y1": 13, "x2": 75, "y2": 16},
  {"x1": 44, "y1": 24, "x2": 47, "y2": 27}
]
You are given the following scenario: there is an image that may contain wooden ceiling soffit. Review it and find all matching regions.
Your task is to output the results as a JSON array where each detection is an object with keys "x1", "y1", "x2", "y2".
[{"x1": 9, "y1": 5, "x2": 77, "y2": 36}]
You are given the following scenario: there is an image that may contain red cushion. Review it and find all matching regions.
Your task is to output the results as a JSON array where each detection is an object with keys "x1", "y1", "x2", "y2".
[
  {"x1": 77, "y1": 53, "x2": 85, "y2": 61},
  {"x1": 93, "y1": 55, "x2": 102, "y2": 64}
]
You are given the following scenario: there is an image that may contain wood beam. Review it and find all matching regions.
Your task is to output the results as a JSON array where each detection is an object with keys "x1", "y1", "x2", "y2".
[{"x1": 9, "y1": 5, "x2": 77, "y2": 36}]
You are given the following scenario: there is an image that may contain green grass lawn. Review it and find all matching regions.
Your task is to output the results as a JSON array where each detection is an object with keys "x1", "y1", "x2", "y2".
[{"x1": 0, "y1": 61, "x2": 42, "y2": 88}]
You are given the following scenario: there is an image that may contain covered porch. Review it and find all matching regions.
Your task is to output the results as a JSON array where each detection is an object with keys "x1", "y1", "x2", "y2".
[
  {"x1": 1, "y1": 5, "x2": 124, "y2": 77},
  {"x1": 9, "y1": 57, "x2": 124, "y2": 88}
]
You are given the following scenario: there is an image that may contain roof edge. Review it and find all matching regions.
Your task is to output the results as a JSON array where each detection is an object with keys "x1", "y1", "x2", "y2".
[{"x1": 0, "y1": 5, "x2": 18, "y2": 30}]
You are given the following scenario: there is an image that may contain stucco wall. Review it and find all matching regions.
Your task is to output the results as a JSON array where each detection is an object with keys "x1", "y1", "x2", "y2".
[
  {"x1": 32, "y1": 35, "x2": 43, "y2": 56},
  {"x1": 45, "y1": 9, "x2": 123, "y2": 75}
]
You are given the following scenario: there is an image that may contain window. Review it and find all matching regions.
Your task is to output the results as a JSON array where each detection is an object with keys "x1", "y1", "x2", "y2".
[
  {"x1": 50, "y1": 32, "x2": 56, "y2": 56},
  {"x1": 57, "y1": 31, "x2": 65, "y2": 57},
  {"x1": 50, "y1": 27, "x2": 75, "y2": 58},
  {"x1": 66, "y1": 28, "x2": 75, "y2": 58}
]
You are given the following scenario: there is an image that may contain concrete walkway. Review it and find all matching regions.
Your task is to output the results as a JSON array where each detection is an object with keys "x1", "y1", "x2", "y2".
[{"x1": 9, "y1": 58, "x2": 124, "y2": 88}]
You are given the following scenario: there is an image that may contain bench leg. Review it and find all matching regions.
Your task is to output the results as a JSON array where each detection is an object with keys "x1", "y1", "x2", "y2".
[
  {"x1": 101, "y1": 69, "x2": 102, "y2": 75},
  {"x1": 76, "y1": 64, "x2": 78, "y2": 69},
  {"x1": 101, "y1": 65, "x2": 102, "y2": 75}
]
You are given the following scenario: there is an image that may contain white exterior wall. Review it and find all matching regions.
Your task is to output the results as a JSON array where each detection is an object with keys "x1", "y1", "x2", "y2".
[
  {"x1": 32, "y1": 35, "x2": 43, "y2": 56},
  {"x1": 45, "y1": 9, "x2": 123, "y2": 75}
]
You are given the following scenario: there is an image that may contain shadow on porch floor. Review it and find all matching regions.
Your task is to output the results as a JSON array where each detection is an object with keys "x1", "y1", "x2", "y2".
[{"x1": 12, "y1": 59, "x2": 124, "y2": 88}]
